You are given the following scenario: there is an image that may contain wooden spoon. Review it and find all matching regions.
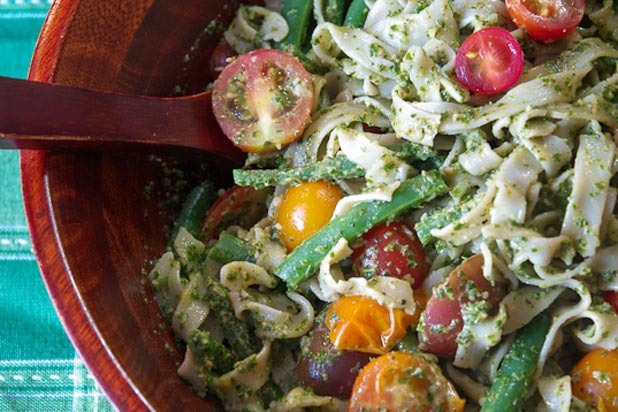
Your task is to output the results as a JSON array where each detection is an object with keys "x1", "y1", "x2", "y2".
[{"x1": 0, "y1": 76, "x2": 244, "y2": 163}]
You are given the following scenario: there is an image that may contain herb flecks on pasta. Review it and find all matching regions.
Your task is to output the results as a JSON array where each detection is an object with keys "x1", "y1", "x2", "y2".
[{"x1": 149, "y1": 0, "x2": 618, "y2": 410}]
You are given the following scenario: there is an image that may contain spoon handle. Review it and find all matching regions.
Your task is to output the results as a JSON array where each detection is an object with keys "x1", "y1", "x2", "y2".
[{"x1": 0, "y1": 76, "x2": 243, "y2": 162}]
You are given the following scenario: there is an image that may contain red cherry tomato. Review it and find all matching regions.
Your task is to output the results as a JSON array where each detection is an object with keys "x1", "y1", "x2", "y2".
[
  {"x1": 199, "y1": 185, "x2": 270, "y2": 242},
  {"x1": 209, "y1": 39, "x2": 236, "y2": 79},
  {"x1": 212, "y1": 49, "x2": 314, "y2": 153},
  {"x1": 571, "y1": 348, "x2": 618, "y2": 412},
  {"x1": 351, "y1": 221, "x2": 428, "y2": 288},
  {"x1": 455, "y1": 27, "x2": 524, "y2": 95},
  {"x1": 348, "y1": 352, "x2": 465, "y2": 412},
  {"x1": 297, "y1": 319, "x2": 374, "y2": 398},
  {"x1": 419, "y1": 254, "x2": 504, "y2": 359},
  {"x1": 506, "y1": 0, "x2": 585, "y2": 42},
  {"x1": 603, "y1": 291, "x2": 618, "y2": 314}
]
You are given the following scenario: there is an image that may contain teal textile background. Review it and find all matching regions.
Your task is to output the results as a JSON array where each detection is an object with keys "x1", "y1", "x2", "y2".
[{"x1": 0, "y1": 1, "x2": 113, "y2": 410}]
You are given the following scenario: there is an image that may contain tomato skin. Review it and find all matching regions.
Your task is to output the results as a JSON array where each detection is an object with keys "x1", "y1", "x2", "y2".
[
  {"x1": 419, "y1": 293, "x2": 463, "y2": 359},
  {"x1": 505, "y1": 0, "x2": 585, "y2": 42},
  {"x1": 212, "y1": 49, "x2": 314, "y2": 153},
  {"x1": 351, "y1": 221, "x2": 428, "y2": 288},
  {"x1": 209, "y1": 39, "x2": 236, "y2": 80},
  {"x1": 297, "y1": 319, "x2": 374, "y2": 398},
  {"x1": 603, "y1": 291, "x2": 618, "y2": 314},
  {"x1": 326, "y1": 295, "x2": 415, "y2": 355},
  {"x1": 199, "y1": 186, "x2": 269, "y2": 242},
  {"x1": 455, "y1": 27, "x2": 524, "y2": 95},
  {"x1": 571, "y1": 348, "x2": 618, "y2": 412},
  {"x1": 419, "y1": 254, "x2": 504, "y2": 359},
  {"x1": 275, "y1": 181, "x2": 342, "y2": 251},
  {"x1": 348, "y1": 352, "x2": 465, "y2": 412}
]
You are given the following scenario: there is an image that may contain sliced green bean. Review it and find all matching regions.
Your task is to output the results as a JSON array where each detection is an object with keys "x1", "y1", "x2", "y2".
[
  {"x1": 233, "y1": 155, "x2": 364, "y2": 189},
  {"x1": 395, "y1": 329, "x2": 421, "y2": 354},
  {"x1": 169, "y1": 181, "x2": 216, "y2": 246},
  {"x1": 275, "y1": 170, "x2": 448, "y2": 288},
  {"x1": 203, "y1": 275, "x2": 259, "y2": 360},
  {"x1": 325, "y1": 0, "x2": 346, "y2": 25},
  {"x1": 395, "y1": 141, "x2": 443, "y2": 167},
  {"x1": 343, "y1": 0, "x2": 369, "y2": 28},
  {"x1": 480, "y1": 313, "x2": 550, "y2": 412},
  {"x1": 259, "y1": 379, "x2": 283, "y2": 406},
  {"x1": 208, "y1": 232, "x2": 254, "y2": 264},
  {"x1": 415, "y1": 201, "x2": 467, "y2": 245},
  {"x1": 276, "y1": 0, "x2": 314, "y2": 52}
]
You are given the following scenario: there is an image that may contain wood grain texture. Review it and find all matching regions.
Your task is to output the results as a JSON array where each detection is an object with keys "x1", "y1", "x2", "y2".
[
  {"x1": 0, "y1": 76, "x2": 244, "y2": 162},
  {"x1": 21, "y1": 0, "x2": 244, "y2": 410}
]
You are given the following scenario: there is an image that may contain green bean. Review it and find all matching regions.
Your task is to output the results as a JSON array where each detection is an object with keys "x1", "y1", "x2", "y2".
[
  {"x1": 275, "y1": 170, "x2": 448, "y2": 288},
  {"x1": 208, "y1": 232, "x2": 254, "y2": 264},
  {"x1": 169, "y1": 181, "x2": 216, "y2": 246},
  {"x1": 203, "y1": 275, "x2": 259, "y2": 360},
  {"x1": 276, "y1": 0, "x2": 314, "y2": 52},
  {"x1": 415, "y1": 202, "x2": 467, "y2": 245},
  {"x1": 480, "y1": 313, "x2": 550, "y2": 412},
  {"x1": 259, "y1": 379, "x2": 283, "y2": 406},
  {"x1": 395, "y1": 141, "x2": 443, "y2": 167},
  {"x1": 395, "y1": 329, "x2": 421, "y2": 354},
  {"x1": 343, "y1": 0, "x2": 369, "y2": 28},
  {"x1": 325, "y1": 0, "x2": 346, "y2": 25},
  {"x1": 233, "y1": 155, "x2": 364, "y2": 189}
]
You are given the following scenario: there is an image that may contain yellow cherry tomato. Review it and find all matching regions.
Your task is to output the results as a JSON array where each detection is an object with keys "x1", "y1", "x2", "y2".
[
  {"x1": 325, "y1": 295, "x2": 414, "y2": 355},
  {"x1": 276, "y1": 180, "x2": 342, "y2": 250},
  {"x1": 349, "y1": 352, "x2": 465, "y2": 412},
  {"x1": 571, "y1": 348, "x2": 618, "y2": 412}
]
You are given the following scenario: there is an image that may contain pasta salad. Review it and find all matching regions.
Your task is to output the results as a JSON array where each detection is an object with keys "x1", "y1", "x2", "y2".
[{"x1": 149, "y1": 0, "x2": 618, "y2": 410}]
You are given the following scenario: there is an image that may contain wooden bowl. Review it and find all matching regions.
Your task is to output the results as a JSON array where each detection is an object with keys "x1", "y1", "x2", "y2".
[{"x1": 21, "y1": 0, "x2": 243, "y2": 410}]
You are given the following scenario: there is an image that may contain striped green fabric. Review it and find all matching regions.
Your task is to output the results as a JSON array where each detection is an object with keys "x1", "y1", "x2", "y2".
[{"x1": 0, "y1": 2, "x2": 113, "y2": 410}]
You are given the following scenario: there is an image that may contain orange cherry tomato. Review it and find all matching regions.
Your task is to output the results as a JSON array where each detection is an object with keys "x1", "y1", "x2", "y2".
[
  {"x1": 275, "y1": 180, "x2": 343, "y2": 250},
  {"x1": 325, "y1": 295, "x2": 414, "y2": 355},
  {"x1": 571, "y1": 348, "x2": 618, "y2": 412},
  {"x1": 348, "y1": 352, "x2": 466, "y2": 412},
  {"x1": 212, "y1": 49, "x2": 314, "y2": 153}
]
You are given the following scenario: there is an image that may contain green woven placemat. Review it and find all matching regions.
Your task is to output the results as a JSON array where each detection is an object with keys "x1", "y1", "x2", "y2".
[{"x1": 0, "y1": 2, "x2": 113, "y2": 410}]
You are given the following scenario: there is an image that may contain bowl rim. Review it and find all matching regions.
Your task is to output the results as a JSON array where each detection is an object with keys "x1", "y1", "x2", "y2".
[{"x1": 21, "y1": 1, "x2": 152, "y2": 410}]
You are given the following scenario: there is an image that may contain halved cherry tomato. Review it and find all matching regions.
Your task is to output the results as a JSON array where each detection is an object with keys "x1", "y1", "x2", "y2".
[
  {"x1": 199, "y1": 185, "x2": 270, "y2": 241},
  {"x1": 275, "y1": 180, "x2": 342, "y2": 251},
  {"x1": 351, "y1": 221, "x2": 428, "y2": 288},
  {"x1": 506, "y1": 0, "x2": 585, "y2": 42},
  {"x1": 419, "y1": 254, "x2": 504, "y2": 359},
  {"x1": 603, "y1": 291, "x2": 618, "y2": 314},
  {"x1": 325, "y1": 295, "x2": 414, "y2": 355},
  {"x1": 571, "y1": 348, "x2": 618, "y2": 412},
  {"x1": 455, "y1": 27, "x2": 524, "y2": 95},
  {"x1": 297, "y1": 318, "x2": 374, "y2": 398},
  {"x1": 212, "y1": 49, "x2": 314, "y2": 153},
  {"x1": 349, "y1": 352, "x2": 465, "y2": 412},
  {"x1": 209, "y1": 39, "x2": 236, "y2": 80}
]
